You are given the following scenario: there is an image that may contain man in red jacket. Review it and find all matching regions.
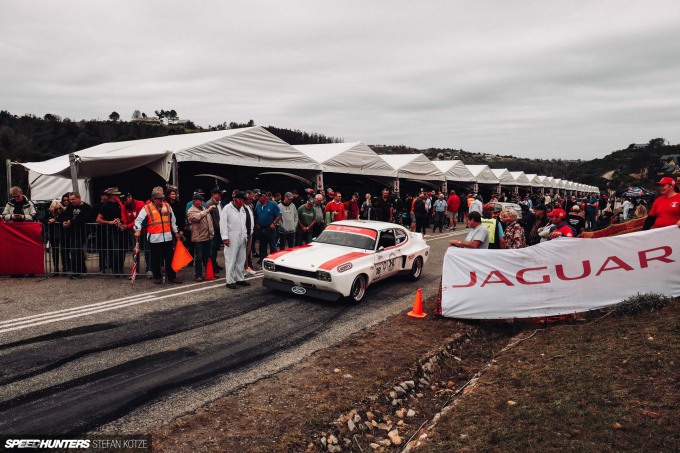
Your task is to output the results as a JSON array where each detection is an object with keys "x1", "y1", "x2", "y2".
[{"x1": 446, "y1": 190, "x2": 461, "y2": 230}]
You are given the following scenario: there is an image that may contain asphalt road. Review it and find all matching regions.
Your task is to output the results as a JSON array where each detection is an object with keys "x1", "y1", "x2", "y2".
[{"x1": 0, "y1": 229, "x2": 464, "y2": 436}]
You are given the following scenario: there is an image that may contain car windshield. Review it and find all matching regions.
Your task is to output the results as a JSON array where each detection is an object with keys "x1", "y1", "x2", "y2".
[{"x1": 314, "y1": 230, "x2": 376, "y2": 250}]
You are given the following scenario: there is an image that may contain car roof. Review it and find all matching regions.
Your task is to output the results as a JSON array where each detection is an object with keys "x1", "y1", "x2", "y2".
[{"x1": 332, "y1": 219, "x2": 407, "y2": 231}]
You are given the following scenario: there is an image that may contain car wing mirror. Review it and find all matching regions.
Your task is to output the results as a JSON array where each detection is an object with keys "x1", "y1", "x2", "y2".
[{"x1": 377, "y1": 246, "x2": 385, "y2": 252}]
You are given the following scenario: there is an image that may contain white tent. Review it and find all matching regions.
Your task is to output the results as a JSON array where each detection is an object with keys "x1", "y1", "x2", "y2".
[
  {"x1": 465, "y1": 165, "x2": 500, "y2": 185},
  {"x1": 524, "y1": 173, "x2": 543, "y2": 188},
  {"x1": 293, "y1": 142, "x2": 393, "y2": 177},
  {"x1": 509, "y1": 171, "x2": 531, "y2": 186},
  {"x1": 379, "y1": 154, "x2": 445, "y2": 181},
  {"x1": 538, "y1": 175, "x2": 552, "y2": 188},
  {"x1": 21, "y1": 127, "x2": 321, "y2": 201},
  {"x1": 490, "y1": 168, "x2": 515, "y2": 185},
  {"x1": 432, "y1": 160, "x2": 476, "y2": 182}
]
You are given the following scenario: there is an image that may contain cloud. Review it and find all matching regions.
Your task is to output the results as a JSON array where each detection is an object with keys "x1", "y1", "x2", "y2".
[{"x1": 1, "y1": 0, "x2": 679, "y2": 159}]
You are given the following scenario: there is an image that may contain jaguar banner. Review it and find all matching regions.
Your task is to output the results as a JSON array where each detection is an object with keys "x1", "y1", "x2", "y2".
[{"x1": 440, "y1": 226, "x2": 680, "y2": 319}]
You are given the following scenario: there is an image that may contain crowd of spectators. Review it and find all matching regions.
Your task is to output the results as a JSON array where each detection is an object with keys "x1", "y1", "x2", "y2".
[{"x1": 2, "y1": 174, "x2": 679, "y2": 277}]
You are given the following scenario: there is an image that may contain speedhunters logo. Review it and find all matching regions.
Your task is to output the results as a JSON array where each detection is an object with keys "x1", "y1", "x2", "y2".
[{"x1": 1, "y1": 435, "x2": 150, "y2": 451}]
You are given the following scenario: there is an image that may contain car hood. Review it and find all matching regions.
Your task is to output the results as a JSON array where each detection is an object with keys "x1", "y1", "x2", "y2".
[{"x1": 266, "y1": 244, "x2": 370, "y2": 271}]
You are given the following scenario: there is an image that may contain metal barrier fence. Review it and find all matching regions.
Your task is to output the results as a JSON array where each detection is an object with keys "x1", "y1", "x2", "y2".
[{"x1": 43, "y1": 222, "x2": 150, "y2": 278}]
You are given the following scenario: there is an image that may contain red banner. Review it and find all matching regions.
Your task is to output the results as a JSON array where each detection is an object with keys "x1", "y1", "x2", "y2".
[
  {"x1": 579, "y1": 217, "x2": 646, "y2": 238},
  {"x1": 0, "y1": 223, "x2": 45, "y2": 275}
]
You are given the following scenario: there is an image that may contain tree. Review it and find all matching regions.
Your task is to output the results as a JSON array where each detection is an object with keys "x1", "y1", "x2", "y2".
[
  {"x1": 142, "y1": 112, "x2": 147, "y2": 118},
  {"x1": 131, "y1": 110, "x2": 141, "y2": 120},
  {"x1": 167, "y1": 109, "x2": 178, "y2": 124},
  {"x1": 648, "y1": 137, "x2": 666, "y2": 149},
  {"x1": 109, "y1": 111, "x2": 120, "y2": 122}
]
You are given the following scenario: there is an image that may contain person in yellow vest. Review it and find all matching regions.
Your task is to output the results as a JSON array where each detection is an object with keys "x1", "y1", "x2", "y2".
[{"x1": 134, "y1": 189, "x2": 182, "y2": 284}]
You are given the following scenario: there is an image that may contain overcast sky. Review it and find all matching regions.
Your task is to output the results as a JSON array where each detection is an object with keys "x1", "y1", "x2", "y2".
[{"x1": 2, "y1": 1, "x2": 679, "y2": 160}]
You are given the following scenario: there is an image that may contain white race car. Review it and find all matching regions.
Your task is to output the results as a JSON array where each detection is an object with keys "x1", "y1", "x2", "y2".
[{"x1": 262, "y1": 220, "x2": 430, "y2": 302}]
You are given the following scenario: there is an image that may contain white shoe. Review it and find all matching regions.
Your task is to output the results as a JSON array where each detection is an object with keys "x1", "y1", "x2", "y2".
[{"x1": 245, "y1": 267, "x2": 256, "y2": 275}]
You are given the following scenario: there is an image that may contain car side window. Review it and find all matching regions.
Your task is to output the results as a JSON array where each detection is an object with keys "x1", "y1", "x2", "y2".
[
  {"x1": 394, "y1": 228, "x2": 407, "y2": 245},
  {"x1": 378, "y1": 229, "x2": 396, "y2": 249}
]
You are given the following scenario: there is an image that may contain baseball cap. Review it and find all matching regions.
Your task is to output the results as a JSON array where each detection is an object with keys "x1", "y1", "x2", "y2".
[
  {"x1": 192, "y1": 193, "x2": 205, "y2": 201},
  {"x1": 233, "y1": 191, "x2": 246, "y2": 199},
  {"x1": 547, "y1": 208, "x2": 566, "y2": 219},
  {"x1": 656, "y1": 176, "x2": 675, "y2": 185}
]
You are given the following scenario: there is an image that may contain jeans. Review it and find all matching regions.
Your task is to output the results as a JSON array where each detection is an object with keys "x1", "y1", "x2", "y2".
[
  {"x1": 259, "y1": 227, "x2": 278, "y2": 259},
  {"x1": 193, "y1": 240, "x2": 211, "y2": 277}
]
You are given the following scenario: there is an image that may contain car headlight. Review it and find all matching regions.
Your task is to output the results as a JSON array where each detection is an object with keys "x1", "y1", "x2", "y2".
[
  {"x1": 316, "y1": 271, "x2": 332, "y2": 282},
  {"x1": 263, "y1": 260, "x2": 276, "y2": 271}
]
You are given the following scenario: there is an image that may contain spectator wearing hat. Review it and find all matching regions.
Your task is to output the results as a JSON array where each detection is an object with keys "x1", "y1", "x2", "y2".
[
  {"x1": 96, "y1": 187, "x2": 126, "y2": 275},
  {"x1": 187, "y1": 193, "x2": 216, "y2": 282},
  {"x1": 546, "y1": 208, "x2": 575, "y2": 239},
  {"x1": 566, "y1": 205, "x2": 586, "y2": 235},
  {"x1": 134, "y1": 189, "x2": 182, "y2": 284},
  {"x1": 278, "y1": 192, "x2": 299, "y2": 250},
  {"x1": 297, "y1": 197, "x2": 317, "y2": 245},
  {"x1": 221, "y1": 191, "x2": 250, "y2": 289},
  {"x1": 643, "y1": 176, "x2": 680, "y2": 230},
  {"x1": 3, "y1": 186, "x2": 36, "y2": 222},
  {"x1": 205, "y1": 188, "x2": 223, "y2": 272},
  {"x1": 255, "y1": 192, "x2": 282, "y2": 261}
]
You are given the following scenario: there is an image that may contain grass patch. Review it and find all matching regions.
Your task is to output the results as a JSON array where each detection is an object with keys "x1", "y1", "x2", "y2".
[{"x1": 423, "y1": 298, "x2": 679, "y2": 452}]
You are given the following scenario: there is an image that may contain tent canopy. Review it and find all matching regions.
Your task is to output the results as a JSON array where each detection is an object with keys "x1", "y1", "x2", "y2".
[
  {"x1": 20, "y1": 127, "x2": 321, "y2": 180},
  {"x1": 465, "y1": 165, "x2": 500, "y2": 184},
  {"x1": 524, "y1": 173, "x2": 543, "y2": 188},
  {"x1": 293, "y1": 142, "x2": 393, "y2": 177},
  {"x1": 490, "y1": 168, "x2": 515, "y2": 185},
  {"x1": 509, "y1": 171, "x2": 531, "y2": 186},
  {"x1": 380, "y1": 154, "x2": 445, "y2": 181},
  {"x1": 432, "y1": 160, "x2": 476, "y2": 182}
]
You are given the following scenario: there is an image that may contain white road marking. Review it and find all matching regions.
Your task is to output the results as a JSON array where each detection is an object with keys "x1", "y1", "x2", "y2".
[{"x1": 0, "y1": 273, "x2": 264, "y2": 335}]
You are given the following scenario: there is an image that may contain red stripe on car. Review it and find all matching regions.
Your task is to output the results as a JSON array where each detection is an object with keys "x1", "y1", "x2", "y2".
[
  {"x1": 319, "y1": 252, "x2": 368, "y2": 270},
  {"x1": 266, "y1": 244, "x2": 312, "y2": 260}
]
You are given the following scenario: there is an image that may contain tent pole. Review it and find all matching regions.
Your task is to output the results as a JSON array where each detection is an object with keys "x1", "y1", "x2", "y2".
[
  {"x1": 5, "y1": 159, "x2": 11, "y2": 202},
  {"x1": 172, "y1": 157, "x2": 179, "y2": 189},
  {"x1": 68, "y1": 153, "x2": 79, "y2": 192}
]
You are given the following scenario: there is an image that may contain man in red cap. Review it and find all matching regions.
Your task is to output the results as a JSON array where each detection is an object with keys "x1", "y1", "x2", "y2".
[
  {"x1": 546, "y1": 208, "x2": 575, "y2": 239},
  {"x1": 643, "y1": 176, "x2": 680, "y2": 229}
]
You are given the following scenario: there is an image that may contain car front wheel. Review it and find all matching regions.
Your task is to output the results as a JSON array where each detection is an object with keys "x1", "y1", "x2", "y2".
[
  {"x1": 348, "y1": 274, "x2": 367, "y2": 302},
  {"x1": 408, "y1": 256, "x2": 423, "y2": 281}
]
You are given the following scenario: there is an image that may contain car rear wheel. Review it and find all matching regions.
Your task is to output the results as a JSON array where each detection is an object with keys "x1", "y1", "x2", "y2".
[
  {"x1": 408, "y1": 256, "x2": 423, "y2": 281},
  {"x1": 348, "y1": 274, "x2": 367, "y2": 302}
]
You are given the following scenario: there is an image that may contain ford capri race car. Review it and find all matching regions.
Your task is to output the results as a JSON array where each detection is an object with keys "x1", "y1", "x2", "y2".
[{"x1": 262, "y1": 220, "x2": 430, "y2": 302}]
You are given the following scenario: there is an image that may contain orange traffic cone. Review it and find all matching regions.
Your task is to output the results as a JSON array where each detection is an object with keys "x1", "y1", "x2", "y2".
[
  {"x1": 205, "y1": 258, "x2": 215, "y2": 281},
  {"x1": 407, "y1": 288, "x2": 427, "y2": 318}
]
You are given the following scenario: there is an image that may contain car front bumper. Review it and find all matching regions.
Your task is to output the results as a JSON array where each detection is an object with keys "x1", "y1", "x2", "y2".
[{"x1": 262, "y1": 278, "x2": 343, "y2": 302}]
